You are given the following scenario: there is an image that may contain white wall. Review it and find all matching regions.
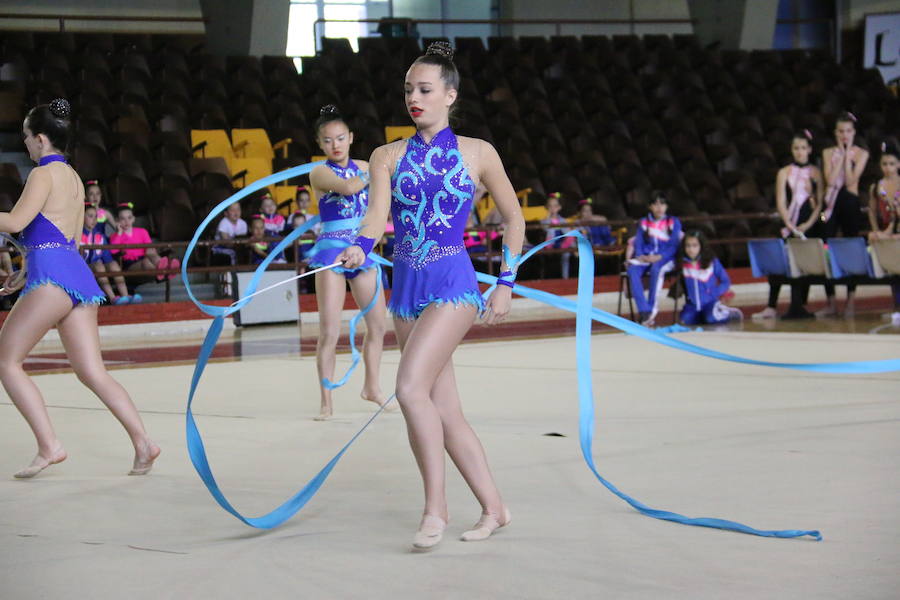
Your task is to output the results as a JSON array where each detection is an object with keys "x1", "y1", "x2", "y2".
[
  {"x1": 843, "y1": 0, "x2": 900, "y2": 29},
  {"x1": 0, "y1": 0, "x2": 204, "y2": 33}
]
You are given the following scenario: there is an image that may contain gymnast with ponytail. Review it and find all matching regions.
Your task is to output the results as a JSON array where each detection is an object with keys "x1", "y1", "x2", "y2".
[
  {"x1": 0, "y1": 99, "x2": 159, "y2": 478},
  {"x1": 338, "y1": 41, "x2": 526, "y2": 550}
]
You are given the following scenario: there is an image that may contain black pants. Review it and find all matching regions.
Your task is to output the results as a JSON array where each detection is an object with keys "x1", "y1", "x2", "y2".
[{"x1": 815, "y1": 188, "x2": 860, "y2": 297}]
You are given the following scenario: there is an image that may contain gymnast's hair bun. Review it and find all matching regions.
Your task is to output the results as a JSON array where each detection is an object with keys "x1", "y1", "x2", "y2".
[
  {"x1": 426, "y1": 41, "x2": 454, "y2": 61},
  {"x1": 49, "y1": 98, "x2": 71, "y2": 119},
  {"x1": 320, "y1": 104, "x2": 341, "y2": 118}
]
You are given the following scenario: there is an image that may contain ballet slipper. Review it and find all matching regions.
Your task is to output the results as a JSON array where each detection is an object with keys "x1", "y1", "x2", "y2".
[
  {"x1": 751, "y1": 307, "x2": 777, "y2": 320},
  {"x1": 413, "y1": 514, "x2": 447, "y2": 550},
  {"x1": 313, "y1": 409, "x2": 332, "y2": 421},
  {"x1": 128, "y1": 441, "x2": 160, "y2": 476},
  {"x1": 156, "y1": 256, "x2": 169, "y2": 282},
  {"x1": 460, "y1": 507, "x2": 511, "y2": 542},
  {"x1": 14, "y1": 446, "x2": 67, "y2": 479},
  {"x1": 167, "y1": 258, "x2": 181, "y2": 281}
]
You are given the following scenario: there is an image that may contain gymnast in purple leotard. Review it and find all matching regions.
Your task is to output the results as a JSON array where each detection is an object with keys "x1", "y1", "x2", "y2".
[
  {"x1": 0, "y1": 99, "x2": 159, "y2": 479},
  {"x1": 307, "y1": 105, "x2": 388, "y2": 420},
  {"x1": 338, "y1": 42, "x2": 526, "y2": 550}
]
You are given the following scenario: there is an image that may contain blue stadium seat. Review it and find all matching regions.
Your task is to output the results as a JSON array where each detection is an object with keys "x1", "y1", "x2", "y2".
[
  {"x1": 747, "y1": 238, "x2": 788, "y2": 278},
  {"x1": 827, "y1": 237, "x2": 873, "y2": 278}
]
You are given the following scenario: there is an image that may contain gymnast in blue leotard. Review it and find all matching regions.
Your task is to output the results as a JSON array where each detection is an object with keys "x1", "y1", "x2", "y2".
[
  {"x1": 0, "y1": 99, "x2": 159, "y2": 479},
  {"x1": 307, "y1": 105, "x2": 388, "y2": 420},
  {"x1": 339, "y1": 42, "x2": 526, "y2": 550}
]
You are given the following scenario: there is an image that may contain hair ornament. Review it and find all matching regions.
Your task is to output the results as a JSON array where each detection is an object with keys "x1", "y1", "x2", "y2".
[
  {"x1": 425, "y1": 41, "x2": 454, "y2": 60},
  {"x1": 49, "y1": 98, "x2": 71, "y2": 118}
]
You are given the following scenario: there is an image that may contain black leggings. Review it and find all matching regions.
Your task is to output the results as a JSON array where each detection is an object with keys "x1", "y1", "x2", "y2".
[{"x1": 817, "y1": 188, "x2": 861, "y2": 297}]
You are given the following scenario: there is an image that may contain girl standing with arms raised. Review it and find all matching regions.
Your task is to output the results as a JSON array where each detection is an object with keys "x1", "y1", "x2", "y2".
[
  {"x1": 339, "y1": 42, "x2": 525, "y2": 549},
  {"x1": 307, "y1": 105, "x2": 388, "y2": 420},
  {"x1": 0, "y1": 100, "x2": 159, "y2": 478}
]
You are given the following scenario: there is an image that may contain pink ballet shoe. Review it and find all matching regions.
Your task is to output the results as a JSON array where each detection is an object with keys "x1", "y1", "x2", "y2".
[
  {"x1": 156, "y1": 256, "x2": 169, "y2": 282},
  {"x1": 167, "y1": 257, "x2": 181, "y2": 280},
  {"x1": 412, "y1": 514, "x2": 447, "y2": 550},
  {"x1": 460, "y1": 507, "x2": 511, "y2": 542}
]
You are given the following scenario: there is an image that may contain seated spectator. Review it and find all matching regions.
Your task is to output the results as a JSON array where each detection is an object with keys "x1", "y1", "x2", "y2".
[
  {"x1": 84, "y1": 180, "x2": 114, "y2": 237},
  {"x1": 626, "y1": 190, "x2": 682, "y2": 326},
  {"x1": 259, "y1": 191, "x2": 285, "y2": 237},
  {"x1": 541, "y1": 192, "x2": 576, "y2": 278},
  {"x1": 212, "y1": 202, "x2": 248, "y2": 266},
  {"x1": 575, "y1": 198, "x2": 615, "y2": 246},
  {"x1": 248, "y1": 215, "x2": 286, "y2": 265},
  {"x1": 678, "y1": 230, "x2": 742, "y2": 325},
  {"x1": 110, "y1": 203, "x2": 179, "y2": 282},
  {"x1": 867, "y1": 142, "x2": 900, "y2": 326},
  {"x1": 82, "y1": 204, "x2": 134, "y2": 304},
  {"x1": 289, "y1": 211, "x2": 316, "y2": 260},
  {"x1": 463, "y1": 212, "x2": 499, "y2": 255},
  {"x1": 296, "y1": 186, "x2": 312, "y2": 215}
]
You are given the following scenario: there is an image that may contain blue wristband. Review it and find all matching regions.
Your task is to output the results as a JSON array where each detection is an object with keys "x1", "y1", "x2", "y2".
[
  {"x1": 353, "y1": 235, "x2": 375, "y2": 256},
  {"x1": 496, "y1": 279, "x2": 514, "y2": 289}
]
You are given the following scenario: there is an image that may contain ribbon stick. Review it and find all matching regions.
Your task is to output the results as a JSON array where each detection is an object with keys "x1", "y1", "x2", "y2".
[{"x1": 182, "y1": 162, "x2": 898, "y2": 534}]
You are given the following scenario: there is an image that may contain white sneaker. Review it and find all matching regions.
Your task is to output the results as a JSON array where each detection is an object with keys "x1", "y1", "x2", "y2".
[{"x1": 892, "y1": 312, "x2": 900, "y2": 326}]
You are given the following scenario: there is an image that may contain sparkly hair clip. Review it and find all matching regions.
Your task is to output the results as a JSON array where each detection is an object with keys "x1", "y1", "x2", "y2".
[
  {"x1": 116, "y1": 202, "x2": 134, "y2": 210},
  {"x1": 803, "y1": 129, "x2": 812, "y2": 140},
  {"x1": 49, "y1": 98, "x2": 71, "y2": 118},
  {"x1": 548, "y1": 192, "x2": 562, "y2": 199},
  {"x1": 251, "y1": 213, "x2": 264, "y2": 220},
  {"x1": 846, "y1": 111, "x2": 857, "y2": 122},
  {"x1": 260, "y1": 192, "x2": 273, "y2": 200},
  {"x1": 426, "y1": 40, "x2": 454, "y2": 61},
  {"x1": 578, "y1": 198, "x2": 593, "y2": 206},
  {"x1": 319, "y1": 104, "x2": 340, "y2": 117},
  {"x1": 85, "y1": 179, "x2": 99, "y2": 186}
]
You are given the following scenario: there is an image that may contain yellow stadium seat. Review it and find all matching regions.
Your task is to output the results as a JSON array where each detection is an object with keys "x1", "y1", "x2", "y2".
[
  {"x1": 231, "y1": 157, "x2": 272, "y2": 188},
  {"x1": 274, "y1": 186, "x2": 298, "y2": 216},
  {"x1": 384, "y1": 126, "x2": 416, "y2": 143},
  {"x1": 191, "y1": 130, "x2": 234, "y2": 171},
  {"x1": 311, "y1": 155, "x2": 327, "y2": 163},
  {"x1": 232, "y1": 128, "x2": 275, "y2": 161},
  {"x1": 476, "y1": 194, "x2": 495, "y2": 223},
  {"x1": 521, "y1": 206, "x2": 548, "y2": 222}
]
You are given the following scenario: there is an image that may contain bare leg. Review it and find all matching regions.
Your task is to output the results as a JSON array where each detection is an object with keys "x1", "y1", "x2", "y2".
[
  {"x1": 0, "y1": 286, "x2": 72, "y2": 478},
  {"x1": 313, "y1": 269, "x2": 347, "y2": 420},
  {"x1": 91, "y1": 261, "x2": 116, "y2": 299},
  {"x1": 144, "y1": 248, "x2": 161, "y2": 267},
  {"x1": 394, "y1": 303, "x2": 481, "y2": 547},
  {"x1": 347, "y1": 269, "x2": 388, "y2": 408},
  {"x1": 428, "y1": 360, "x2": 509, "y2": 540},
  {"x1": 56, "y1": 304, "x2": 159, "y2": 474},
  {"x1": 106, "y1": 260, "x2": 129, "y2": 298}
]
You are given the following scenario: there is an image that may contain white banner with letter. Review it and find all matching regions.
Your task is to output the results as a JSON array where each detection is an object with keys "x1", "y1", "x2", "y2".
[{"x1": 864, "y1": 12, "x2": 900, "y2": 84}]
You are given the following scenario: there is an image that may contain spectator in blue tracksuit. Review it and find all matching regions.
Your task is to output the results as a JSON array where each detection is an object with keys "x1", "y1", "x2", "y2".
[
  {"x1": 627, "y1": 191, "x2": 682, "y2": 325},
  {"x1": 678, "y1": 230, "x2": 741, "y2": 325}
]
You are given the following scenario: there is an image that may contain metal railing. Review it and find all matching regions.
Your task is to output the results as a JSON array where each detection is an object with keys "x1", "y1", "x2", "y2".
[
  {"x1": 0, "y1": 12, "x2": 206, "y2": 33},
  {"x1": 312, "y1": 16, "x2": 695, "y2": 52}
]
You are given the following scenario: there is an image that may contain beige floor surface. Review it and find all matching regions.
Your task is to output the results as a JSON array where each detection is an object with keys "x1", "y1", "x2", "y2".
[{"x1": 1, "y1": 330, "x2": 898, "y2": 600}]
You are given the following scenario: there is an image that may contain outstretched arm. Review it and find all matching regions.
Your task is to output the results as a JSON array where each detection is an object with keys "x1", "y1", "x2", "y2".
[{"x1": 0, "y1": 168, "x2": 49, "y2": 233}]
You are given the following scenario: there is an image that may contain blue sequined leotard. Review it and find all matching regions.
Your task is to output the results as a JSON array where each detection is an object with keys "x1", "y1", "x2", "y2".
[
  {"x1": 21, "y1": 212, "x2": 105, "y2": 306},
  {"x1": 306, "y1": 159, "x2": 374, "y2": 279},
  {"x1": 388, "y1": 127, "x2": 484, "y2": 320}
]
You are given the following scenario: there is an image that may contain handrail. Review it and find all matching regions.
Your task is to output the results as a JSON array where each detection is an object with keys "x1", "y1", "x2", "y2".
[
  {"x1": 0, "y1": 12, "x2": 207, "y2": 33},
  {"x1": 312, "y1": 16, "x2": 696, "y2": 51}
]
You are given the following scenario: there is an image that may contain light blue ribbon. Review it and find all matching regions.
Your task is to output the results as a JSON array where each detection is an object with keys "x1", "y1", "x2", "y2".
[{"x1": 182, "y1": 163, "x2": 899, "y2": 535}]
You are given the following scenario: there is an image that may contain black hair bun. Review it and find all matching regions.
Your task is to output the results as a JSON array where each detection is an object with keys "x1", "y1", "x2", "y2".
[
  {"x1": 320, "y1": 104, "x2": 341, "y2": 117},
  {"x1": 49, "y1": 98, "x2": 71, "y2": 119},
  {"x1": 425, "y1": 41, "x2": 454, "y2": 61}
]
